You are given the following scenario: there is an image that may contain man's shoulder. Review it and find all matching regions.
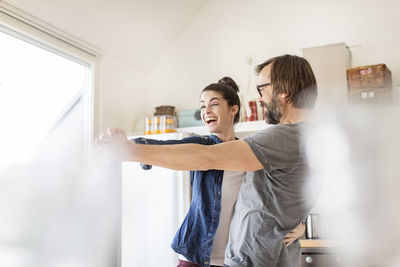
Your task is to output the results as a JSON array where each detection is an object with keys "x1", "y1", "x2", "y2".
[
  {"x1": 243, "y1": 123, "x2": 304, "y2": 148},
  {"x1": 247, "y1": 124, "x2": 290, "y2": 138},
  {"x1": 256, "y1": 123, "x2": 305, "y2": 136}
]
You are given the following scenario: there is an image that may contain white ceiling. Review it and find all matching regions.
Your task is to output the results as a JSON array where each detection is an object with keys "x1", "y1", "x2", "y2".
[{"x1": 5, "y1": 0, "x2": 207, "y2": 71}]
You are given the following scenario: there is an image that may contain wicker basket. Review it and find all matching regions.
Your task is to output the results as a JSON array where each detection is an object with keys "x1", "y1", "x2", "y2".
[
  {"x1": 347, "y1": 64, "x2": 392, "y2": 89},
  {"x1": 154, "y1": 105, "x2": 176, "y2": 116},
  {"x1": 347, "y1": 64, "x2": 393, "y2": 105}
]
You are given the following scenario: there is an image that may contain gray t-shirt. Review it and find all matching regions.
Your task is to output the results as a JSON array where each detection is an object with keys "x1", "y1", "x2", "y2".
[{"x1": 225, "y1": 122, "x2": 314, "y2": 267}]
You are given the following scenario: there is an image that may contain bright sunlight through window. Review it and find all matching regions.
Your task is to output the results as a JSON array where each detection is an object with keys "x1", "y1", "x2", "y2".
[{"x1": 0, "y1": 29, "x2": 89, "y2": 170}]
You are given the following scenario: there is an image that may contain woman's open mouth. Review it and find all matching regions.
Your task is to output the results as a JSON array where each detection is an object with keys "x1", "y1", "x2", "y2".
[{"x1": 205, "y1": 118, "x2": 218, "y2": 126}]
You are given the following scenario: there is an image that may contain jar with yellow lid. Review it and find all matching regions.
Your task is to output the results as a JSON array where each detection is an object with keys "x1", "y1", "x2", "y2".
[{"x1": 144, "y1": 115, "x2": 177, "y2": 135}]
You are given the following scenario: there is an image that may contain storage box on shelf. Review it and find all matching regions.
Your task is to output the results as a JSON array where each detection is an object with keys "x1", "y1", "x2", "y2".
[
  {"x1": 177, "y1": 109, "x2": 203, "y2": 128},
  {"x1": 346, "y1": 64, "x2": 393, "y2": 105}
]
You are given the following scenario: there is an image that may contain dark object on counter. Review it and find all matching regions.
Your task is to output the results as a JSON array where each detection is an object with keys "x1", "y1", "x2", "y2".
[
  {"x1": 140, "y1": 163, "x2": 152, "y2": 170},
  {"x1": 306, "y1": 214, "x2": 329, "y2": 239},
  {"x1": 306, "y1": 214, "x2": 314, "y2": 239}
]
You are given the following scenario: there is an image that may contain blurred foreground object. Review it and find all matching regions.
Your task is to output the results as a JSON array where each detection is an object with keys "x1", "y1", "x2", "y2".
[{"x1": 305, "y1": 105, "x2": 400, "y2": 267}]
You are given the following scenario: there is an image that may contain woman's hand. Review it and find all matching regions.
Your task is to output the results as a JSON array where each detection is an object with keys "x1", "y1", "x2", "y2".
[
  {"x1": 283, "y1": 222, "x2": 305, "y2": 247},
  {"x1": 95, "y1": 127, "x2": 133, "y2": 162}
]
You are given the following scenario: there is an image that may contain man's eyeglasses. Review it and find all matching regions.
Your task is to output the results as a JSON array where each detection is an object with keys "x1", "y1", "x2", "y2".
[{"x1": 256, "y1": 82, "x2": 271, "y2": 97}]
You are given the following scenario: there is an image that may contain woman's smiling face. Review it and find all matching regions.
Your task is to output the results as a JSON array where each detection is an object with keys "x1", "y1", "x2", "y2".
[{"x1": 200, "y1": 90, "x2": 237, "y2": 134}]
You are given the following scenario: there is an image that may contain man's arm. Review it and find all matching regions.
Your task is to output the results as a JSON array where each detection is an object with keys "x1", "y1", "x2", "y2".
[
  {"x1": 96, "y1": 127, "x2": 263, "y2": 171},
  {"x1": 131, "y1": 140, "x2": 263, "y2": 171}
]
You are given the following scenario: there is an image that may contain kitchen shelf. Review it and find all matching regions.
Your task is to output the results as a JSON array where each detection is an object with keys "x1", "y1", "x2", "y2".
[
  {"x1": 127, "y1": 120, "x2": 268, "y2": 140},
  {"x1": 178, "y1": 120, "x2": 268, "y2": 138}
]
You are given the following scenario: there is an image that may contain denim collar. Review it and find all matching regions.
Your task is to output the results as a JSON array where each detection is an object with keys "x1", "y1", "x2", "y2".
[
  {"x1": 209, "y1": 134, "x2": 222, "y2": 144},
  {"x1": 209, "y1": 134, "x2": 238, "y2": 144}
]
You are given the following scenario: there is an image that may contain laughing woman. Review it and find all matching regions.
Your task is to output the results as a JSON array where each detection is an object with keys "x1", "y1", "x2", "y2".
[{"x1": 134, "y1": 77, "x2": 304, "y2": 267}]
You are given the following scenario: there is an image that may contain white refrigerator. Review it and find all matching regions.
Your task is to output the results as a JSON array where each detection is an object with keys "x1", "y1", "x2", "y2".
[{"x1": 121, "y1": 132, "x2": 192, "y2": 267}]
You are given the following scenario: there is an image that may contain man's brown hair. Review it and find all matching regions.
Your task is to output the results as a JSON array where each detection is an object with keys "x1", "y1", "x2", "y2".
[{"x1": 256, "y1": 54, "x2": 318, "y2": 109}]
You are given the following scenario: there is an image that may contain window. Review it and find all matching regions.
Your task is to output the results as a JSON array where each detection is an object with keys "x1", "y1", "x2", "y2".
[
  {"x1": 0, "y1": 28, "x2": 91, "y2": 169},
  {"x1": 0, "y1": 4, "x2": 107, "y2": 267},
  {"x1": 0, "y1": 4, "x2": 98, "y2": 170}
]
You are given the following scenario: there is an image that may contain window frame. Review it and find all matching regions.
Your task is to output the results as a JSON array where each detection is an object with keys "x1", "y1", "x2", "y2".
[{"x1": 0, "y1": 2, "x2": 100, "y2": 151}]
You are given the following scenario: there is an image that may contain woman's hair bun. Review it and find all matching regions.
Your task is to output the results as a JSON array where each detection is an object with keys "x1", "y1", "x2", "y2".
[{"x1": 218, "y1": 77, "x2": 239, "y2": 93}]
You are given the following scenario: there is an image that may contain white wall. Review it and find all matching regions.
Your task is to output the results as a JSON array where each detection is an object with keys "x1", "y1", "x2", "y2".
[
  {"x1": 5, "y1": 0, "x2": 400, "y2": 132},
  {"x1": 98, "y1": 55, "x2": 149, "y2": 132},
  {"x1": 4, "y1": 0, "x2": 207, "y2": 71},
  {"x1": 145, "y1": 0, "x2": 400, "y2": 132},
  {"x1": 3, "y1": 0, "x2": 206, "y2": 134}
]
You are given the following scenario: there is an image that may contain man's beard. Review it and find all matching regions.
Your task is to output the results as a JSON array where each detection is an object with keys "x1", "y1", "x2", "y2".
[{"x1": 260, "y1": 95, "x2": 281, "y2": 125}]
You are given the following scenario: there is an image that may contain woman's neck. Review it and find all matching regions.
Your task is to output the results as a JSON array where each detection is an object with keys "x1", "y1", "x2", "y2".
[{"x1": 212, "y1": 129, "x2": 235, "y2": 142}]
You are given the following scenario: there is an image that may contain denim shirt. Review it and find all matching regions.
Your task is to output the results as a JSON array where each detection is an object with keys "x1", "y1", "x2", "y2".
[{"x1": 133, "y1": 134, "x2": 224, "y2": 267}]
